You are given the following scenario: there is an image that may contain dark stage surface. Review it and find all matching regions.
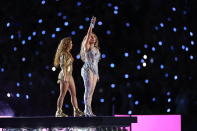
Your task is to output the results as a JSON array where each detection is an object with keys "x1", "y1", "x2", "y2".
[{"x1": 0, "y1": 116, "x2": 137, "y2": 128}]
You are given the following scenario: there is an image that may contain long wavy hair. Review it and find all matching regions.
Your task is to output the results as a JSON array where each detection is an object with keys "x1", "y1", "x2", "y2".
[
  {"x1": 54, "y1": 37, "x2": 72, "y2": 67},
  {"x1": 80, "y1": 33, "x2": 99, "y2": 62}
]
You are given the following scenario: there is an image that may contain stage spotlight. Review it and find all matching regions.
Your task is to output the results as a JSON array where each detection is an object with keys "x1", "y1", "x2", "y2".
[
  {"x1": 56, "y1": 28, "x2": 61, "y2": 32},
  {"x1": 38, "y1": 19, "x2": 43, "y2": 23},
  {"x1": 6, "y1": 22, "x2": 11, "y2": 27},
  {"x1": 143, "y1": 55, "x2": 147, "y2": 59},
  {"x1": 41, "y1": 0, "x2": 46, "y2": 5},
  {"x1": 150, "y1": 58, "x2": 154, "y2": 63},
  {"x1": 144, "y1": 44, "x2": 148, "y2": 49},
  {"x1": 16, "y1": 82, "x2": 20, "y2": 87},
  {"x1": 152, "y1": 47, "x2": 156, "y2": 52},
  {"x1": 144, "y1": 79, "x2": 149, "y2": 84},
  {"x1": 136, "y1": 49, "x2": 141, "y2": 54},
  {"x1": 98, "y1": 21, "x2": 103, "y2": 26},
  {"x1": 158, "y1": 41, "x2": 163, "y2": 46},
  {"x1": 42, "y1": 30, "x2": 46, "y2": 35},
  {"x1": 28, "y1": 36, "x2": 32, "y2": 40},
  {"x1": 57, "y1": 12, "x2": 62, "y2": 17},
  {"x1": 21, "y1": 57, "x2": 26, "y2": 62},
  {"x1": 71, "y1": 31, "x2": 76, "y2": 35},
  {"x1": 174, "y1": 57, "x2": 178, "y2": 62},
  {"x1": 160, "y1": 22, "x2": 164, "y2": 27},
  {"x1": 181, "y1": 45, "x2": 185, "y2": 50},
  {"x1": 25, "y1": 95, "x2": 29, "y2": 99},
  {"x1": 64, "y1": 22, "x2": 69, "y2": 26},
  {"x1": 140, "y1": 59, "x2": 145, "y2": 63},
  {"x1": 16, "y1": 93, "x2": 20, "y2": 98},
  {"x1": 185, "y1": 47, "x2": 189, "y2": 52},
  {"x1": 154, "y1": 26, "x2": 159, "y2": 31},
  {"x1": 111, "y1": 84, "x2": 116, "y2": 88},
  {"x1": 128, "y1": 110, "x2": 132, "y2": 115},
  {"x1": 110, "y1": 63, "x2": 115, "y2": 68},
  {"x1": 183, "y1": 26, "x2": 187, "y2": 31},
  {"x1": 10, "y1": 35, "x2": 14, "y2": 39},
  {"x1": 21, "y1": 40, "x2": 26, "y2": 45},
  {"x1": 125, "y1": 22, "x2": 131, "y2": 27},
  {"x1": 65, "y1": 104, "x2": 69, "y2": 108},
  {"x1": 7, "y1": 93, "x2": 11, "y2": 98},
  {"x1": 136, "y1": 65, "x2": 141, "y2": 70},
  {"x1": 76, "y1": 54, "x2": 80, "y2": 59},
  {"x1": 107, "y1": 3, "x2": 112, "y2": 7},
  {"x1": 135, "y1": 100, "x2": 139, "y2": 105},
  {"x1": 13, "y1": 47, "x2": 17, "y2": 52},
  {"x1": 128, "y1": 94, "x2": 133, "y2": 98},
  {"x1": 76, "y1": 1, "x2": 82, "y2": 6},
  {"x1": 32, "y1": 32, "x2": 36, "y2": 36},
  {"x1": 1, "y1": 68, "x2": 5, "y2": 72},
  {"x1": 85, "y1": 17, "x2": 90, "y2": 22},
  {"x1": 124, "y1": 52, "x2": 129, "y2": 57},
  {"x1": 124, "y1": 74, "x2": 129, "y2": 79},
  {"x1": 62, "y1": 16, "x2": 67, "y2": 20},
  {"x1": 160, "y1": 64, "x2": 164, "y2": 69},
  {"x1": 168, "y1": 98, "x2": 172, "y2": 103},
  {"x1": 100, "y1": 98, "x2": 104, "y2": 103},
  {"x1": 79, "y1": 25, "x2": 84, "y2": 30},
  {"x1": 174, "y1": 75, "x2": 178, "y2": 80},
  {"x1": 52, "y1": 67, "x2": 56, "y2": 71},
  {"x1": 152, "y1": 97, "x2": 156, "y2": 102},
  {"x1": 114, "y1": 10, "x2": 118, "y2": 15},
  {"x1": 173, "y1": 27, "x2": 177, "y2": 32},
  {"x1": 167, "y1": 108, "x2": 171, "y2": 112},
  {"x1": 189, "y1": 32, "x2": 193, "y2": 37},
  {"x1": 101, "y1": 54, "x2": 106, "y2": 59},
  {"x1": 165, "y1": 73, "x2": 169, "y2": 78},
  {"x1": 51, "y1": 34, "x2": 56, "y2": 38},
  {"x1": 167, "y1": 17, "x2": 172, "y2": 21},
  {"x1": 190, "y1": 41, "x2": 194, "y2": 45},
  {"x1": 172, "y1": 7, "x2": 176, "y2": 12},
  {"x1": 142, "y1": 62, "x2": 147, "y2": 67},
  {"x1": 106, "y1": 30, "x2": 111, "y2": 35},
  {"x1": 114, "y1": 6, "x2": 119, "y2": 10},
  {"x1": 28, "y1": 73, "x2": 32, "y2": 78},
  {"x1": 190, "y1": 55, "x2": 194, "y2": 60},
  {"x1": 166, "y1": 91, "x2": 171, "y2": 96}
]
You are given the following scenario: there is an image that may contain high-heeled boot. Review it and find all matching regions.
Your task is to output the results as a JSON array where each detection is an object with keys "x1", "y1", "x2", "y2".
[
  {"x1": 73, "y1": 107, "x2": 84, "y2": 117},
  {"x1": 84, "y1": 105, "x2": 96, "y2": 117},
  {"x1": 88, "y1": 106, "x2": 96, "y2": 117},
  {"x1": 55, "y1": 108, "x2": 68, "y2": 117}
]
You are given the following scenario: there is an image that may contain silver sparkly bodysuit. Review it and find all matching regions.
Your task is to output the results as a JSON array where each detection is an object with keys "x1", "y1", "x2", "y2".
[
  {"x1": 81, "y1": 47, "x2": 100, "y2": 80},
  {"x1": 81, "y1": 47, "x2": 101, "y2": 116}
]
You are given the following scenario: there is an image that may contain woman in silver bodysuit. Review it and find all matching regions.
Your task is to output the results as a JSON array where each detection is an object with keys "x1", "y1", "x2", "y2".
[
  {"x1": 54, "y1": 37, "x2": 84, "y2": 117},
  {"x1": 80, "y1": 17, "x2": 101, "y2": 116}
]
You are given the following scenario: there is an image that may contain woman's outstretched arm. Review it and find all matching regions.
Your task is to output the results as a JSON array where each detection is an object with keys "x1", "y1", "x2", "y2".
[{"x1": 83, "y1": 16, "x2": 96, "y2": 51}]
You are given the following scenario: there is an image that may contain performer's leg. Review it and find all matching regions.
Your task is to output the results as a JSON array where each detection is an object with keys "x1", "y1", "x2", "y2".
[
  {"x1": 83, "y1": 70, "x2": 94, "y2": 116},
  {"x1": 56, "y1": 80, "x2": 69, "y2": 117},
  {"x1": 88, "y1": 74, "x2": 98, "y2": 115},
  {"x1": 68, "y1": 76, "x2": 84, "y2": 116}
]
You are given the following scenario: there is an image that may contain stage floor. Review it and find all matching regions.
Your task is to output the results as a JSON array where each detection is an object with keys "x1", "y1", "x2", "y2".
[{"x1": 0, "y1": 116, "x2": 137, "y2": 128}]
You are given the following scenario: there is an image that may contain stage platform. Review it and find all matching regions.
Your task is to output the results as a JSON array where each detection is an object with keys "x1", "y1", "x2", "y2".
[{"x1": 0, "y1": 116, "x2": 137, "y2": 130}]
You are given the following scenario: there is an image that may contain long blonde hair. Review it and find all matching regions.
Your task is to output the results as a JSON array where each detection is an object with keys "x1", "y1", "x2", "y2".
[
  {"x1": 80, "y1": 33, "x2": 99, "y2": 62},
  {"x1": 54, "y1": 37, "x2": 72, "y2": 67}
]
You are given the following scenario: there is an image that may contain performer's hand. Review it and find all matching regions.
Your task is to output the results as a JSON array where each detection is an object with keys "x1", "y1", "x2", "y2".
[
  {"x1": 93, "y1": 16, "x2": 96, "y2": 25},
  {"x1": 90, "y1": 16, "x2": 96, "y2": 26}
]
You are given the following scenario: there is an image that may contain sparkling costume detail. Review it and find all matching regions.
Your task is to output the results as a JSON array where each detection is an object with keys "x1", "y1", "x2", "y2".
[
  {"x1": 81, "y1": 47, "x2": 101, "y2": 116},
  {"x1": 57, "y1": 52, "x2": 73, "y2": 83}
]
